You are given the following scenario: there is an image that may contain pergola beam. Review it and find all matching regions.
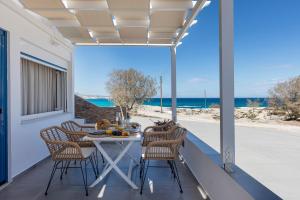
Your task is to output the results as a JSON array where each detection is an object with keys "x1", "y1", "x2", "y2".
[{"x1": 174, "y1": 0, "x2": 209, "y2": 46}]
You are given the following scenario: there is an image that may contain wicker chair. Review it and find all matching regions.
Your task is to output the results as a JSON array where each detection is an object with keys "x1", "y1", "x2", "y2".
[
  {"x1": 40, "y1": 126, "x2": 98, "y2": 196},
  {"x1": 61, "y1": 120, "x2": 94, "y2": 133},
  {"x1": 61, "y1": 120, "x2": 104, "y2": 165},
  {"x1": 61, "y1": 121, "x2": 96, "y2": 147},
  {"x1": 144, "y1": 120, "x2": 176, "y2": 133},
  {"x1": 142, "y1": 125, "x2": 177, "y2": 147},
  {"x1": 140, "y1": 126, "x2": 187, "y2": 194}
]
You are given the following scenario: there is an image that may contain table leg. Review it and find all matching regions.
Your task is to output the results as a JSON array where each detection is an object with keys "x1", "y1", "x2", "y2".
[
  {"x1": 90, "y1": 141, "x2": 138, "y2": 189},
  {"x1": 115, "y1": 142, "x2": 139, "y2": 165}
]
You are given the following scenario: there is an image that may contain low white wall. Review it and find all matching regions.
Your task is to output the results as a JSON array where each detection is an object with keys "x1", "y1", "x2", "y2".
[
  {"x1": 181, "y1": 133, "x2": 254, "y2": 200},
  {"x1": 0, "y1": 0, "x2": 75, "y2": 179}
]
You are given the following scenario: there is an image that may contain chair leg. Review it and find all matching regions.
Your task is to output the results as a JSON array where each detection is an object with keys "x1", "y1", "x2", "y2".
[
  {"x1": 167, "y1": 160, "x2": 176, "y2": 178},
  {"x1": 80, "y1": 160, "x2": 88, "y2": 196},
  {"x1": 100, "y1": 151, "x2": 105, "y2": 164},
  {"x1": 85, "y1": 161, "x2": 88, "y2": 193},
  {"x1": 65, "y1": 161, "x2": 71, "y2": 174},
  {"x1": 140, "y1": 160, "x2": 149, "y2": 195},
  {"x1": 89, "y1": 156, "x2": 98, "y2": 179},
  {"x1": 45, "y1": 161, "x2": 59, "y2": 195},
  {"x1": 60, "y1": 161, "x2": 65, "y2": 180},
  {"x1": 95, "y1": 151, "x2": 100, "y2": 175},
  {"x1": 172, "y1": 160, "x2": 183, "y2": 193},
  {"x1": 139, "y1": 157, "x2": 144, "y2": 179}
]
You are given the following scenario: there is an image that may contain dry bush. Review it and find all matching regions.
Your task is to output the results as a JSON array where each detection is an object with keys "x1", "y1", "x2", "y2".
[
  {"x1": 209, "y1": 103, "x2": 220, "y2": 109},
  {"x1": 268, "y1": 76, "x2": 300, "y2": 120},
  {"x1": 245, "y1": 99, "x2": 261, "y2": 120},
  {"x1": 106, "y1": 68, "x2": 157, "y2": 119},
  {"x1": 247, "y1": 99, "x2": 261, "y2": 108}
]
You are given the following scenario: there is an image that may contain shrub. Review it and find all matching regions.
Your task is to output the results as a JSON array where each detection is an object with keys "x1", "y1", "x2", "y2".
[
  {"x1": 209, "y1": 103, "x2": 220, "y2": 109},
  {"x1": 247, "y1": 99, "x2": 261, "y2": 108},
  {"x1": 106, "y1": 68, "x2": 157, "y2": 119},
  {"x1": 268, "y1": 76, "x2": 300, "y2": 120}
]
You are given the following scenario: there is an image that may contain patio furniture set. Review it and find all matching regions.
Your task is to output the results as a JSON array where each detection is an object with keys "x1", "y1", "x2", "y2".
[{"x1": 40, "y1": 120, "x2": 187, "y2": 196}]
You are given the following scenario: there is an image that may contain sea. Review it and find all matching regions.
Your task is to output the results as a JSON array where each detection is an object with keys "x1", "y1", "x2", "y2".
[{"x1": 87, "y1": 98, "x2": 269, "y2": 109}]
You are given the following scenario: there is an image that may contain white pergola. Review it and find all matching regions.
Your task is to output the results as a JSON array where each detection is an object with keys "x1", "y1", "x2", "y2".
[{"x1": 20, "y1": 0, "x2": 235, "y2": 171}]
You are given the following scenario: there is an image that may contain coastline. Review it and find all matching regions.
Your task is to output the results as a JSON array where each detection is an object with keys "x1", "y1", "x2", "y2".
[
  {"x1": 135, "y1": 105, "x2": 300, "y2": 132},
  {"x1": 85, "y1": 97, "x2": 269, "y2": 108}
]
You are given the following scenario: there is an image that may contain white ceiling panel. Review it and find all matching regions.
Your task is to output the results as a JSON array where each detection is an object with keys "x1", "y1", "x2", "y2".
[
  {"x1": 33, "y1": 10, "x2": 76, "y2": 20},
  {"x1": 19, "y1": 0, "x2": 202, "y2": 45},
  {"x1": 69, "y1": 37, "x2": 95, "y2": 43},
  {"x1": 57, "y1": 27, "x2": 91, "y2": 38},
  {"x1": 76, "y1": 10, "x2": 113, "y2": 27},
  {"x1": 149, "y1": 31, "x2": 175, "y2": 39},
  {"x1": 97, "y1": 38, "x2": 122, "y2": 43},
  {"x1": 148, "y1": 38, "x2": 173, "y2": 44},
  {"x1": 113, "y1": 11, "x2": 149, "y2": 21},
  {"x1": 62, "y1": 0, "x2": 108, "y2": 10},
  {"x1": 89, "y1": 26, "x2": 117, "y2": 33},
  {"x1": 107, "y1": 0, "x2": 150, "y2": 10},
  {"x1": 119, "y1": 27, "x2": 147, "y2": 39},
  {"x1": 21, "y1": 0, "x2": 65, "y2": 9},
  {"x1": 150, "y1": 0, "x2": 192, "y2": 11},
  {"x1": 150, "y1": 11, "x2": 185, "y2": 28},
  {"x1": 92, "y1": 31, "x2": 119, "y2": 39}
]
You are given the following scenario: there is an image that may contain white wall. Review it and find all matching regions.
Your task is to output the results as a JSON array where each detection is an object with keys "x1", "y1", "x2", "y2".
[{"x1": 0, "y1": 0, "x2": 75, "y2": 179}]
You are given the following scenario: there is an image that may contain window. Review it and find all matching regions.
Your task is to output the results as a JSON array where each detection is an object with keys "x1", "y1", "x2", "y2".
[{"x1": 21, "y1": 58, "x2": 67, "y2": 115}]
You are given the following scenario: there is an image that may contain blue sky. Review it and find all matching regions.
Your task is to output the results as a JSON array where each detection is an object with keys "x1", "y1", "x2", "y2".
[{"x1": 75, "y1": 0, "x2": 300, "y2": 98}]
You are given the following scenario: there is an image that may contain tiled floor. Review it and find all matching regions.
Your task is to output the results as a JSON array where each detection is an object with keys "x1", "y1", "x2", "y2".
[{"x1": 0, "y1": 143, "x2": 205, "y2": 200}]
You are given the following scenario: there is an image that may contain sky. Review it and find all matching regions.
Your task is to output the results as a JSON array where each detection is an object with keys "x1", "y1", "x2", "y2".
[{"x1": 74, "y1": 0, "x2": 300, "y2": 98}]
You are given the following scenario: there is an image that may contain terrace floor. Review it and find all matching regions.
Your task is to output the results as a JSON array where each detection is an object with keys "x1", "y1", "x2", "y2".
[{"x1": 0, "y1": 142, "x2": 205, "y2": 200}]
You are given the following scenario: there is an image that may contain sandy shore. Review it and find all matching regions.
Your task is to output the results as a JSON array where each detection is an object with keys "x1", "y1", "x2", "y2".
[{"x1": 135, "y1": 105, "x2": 300, "y2": 132}]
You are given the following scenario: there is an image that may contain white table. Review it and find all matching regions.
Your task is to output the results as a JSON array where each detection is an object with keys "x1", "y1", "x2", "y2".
[{"x1": 83, "y1": 133, "x2": 141, "y2": 189}]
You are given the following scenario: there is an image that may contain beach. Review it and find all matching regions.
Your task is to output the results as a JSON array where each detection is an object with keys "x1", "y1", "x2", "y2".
[{"x1": 135, "y1": 105, "x2": 300, "y2": 132}]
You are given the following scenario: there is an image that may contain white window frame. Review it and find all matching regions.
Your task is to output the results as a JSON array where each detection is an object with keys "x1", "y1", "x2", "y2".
[{"x1": 20, "y1": 53, "x2": 68, "y2": 120}]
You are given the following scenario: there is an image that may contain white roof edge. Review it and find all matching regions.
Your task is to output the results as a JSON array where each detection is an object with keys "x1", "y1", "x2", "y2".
[
  {"x1": 174, "y1": 0, "x2": 210, "y2": 46},
  {"x1": 75, "y1": 43, "x2": 173, "y2": 47}
]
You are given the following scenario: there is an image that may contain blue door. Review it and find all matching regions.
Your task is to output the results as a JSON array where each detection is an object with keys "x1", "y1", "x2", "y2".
[{"x1": 0, "y1": 28, "x2": 7, "y2": 185}]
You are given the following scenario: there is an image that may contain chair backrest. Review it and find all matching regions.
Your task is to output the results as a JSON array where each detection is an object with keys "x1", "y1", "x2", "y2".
[
  {"x1": 40, "y1": 126, "x2": 69, "y2": 157},
  {"x1": 166, "y1": 120, "x2": 177, "y2": 130},
  {"x1": 172, "y1": 127, "x2": 188, "y2": 151},
  {"x1": 61, "y1": 120, "x2": 81, "y2": 132},
  {"x1": 153, "y1": 120, "x2": 176, "y2": 131},
  {"x1": 173, "y1": 126, "x2": 187, "y2": 139}
]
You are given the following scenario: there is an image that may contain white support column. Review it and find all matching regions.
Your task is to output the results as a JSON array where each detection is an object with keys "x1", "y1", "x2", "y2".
[
  {"x1": 67, "y1": 51, "x2": 75, "y2": 114},
  {"x1": 219, "y1": 0, "x2": 235, "y2": 172},
  {"x1": 170, "y1": 46, "x2": 177, "y2": 122}
]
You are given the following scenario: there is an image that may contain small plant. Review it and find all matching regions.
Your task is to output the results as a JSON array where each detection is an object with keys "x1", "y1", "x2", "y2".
[
  {"x1": 209, "y1": 103, "x2": 220, "y2": 109},
  {"x1": 247, "y1": 110, "x2": 258, "y2": 120},
  {"x1": 247, "y1": 99, "x2": 261, "y2": 108},
  {"x1": 268, "y1": 76, "x2": 300, "y2": 120}
]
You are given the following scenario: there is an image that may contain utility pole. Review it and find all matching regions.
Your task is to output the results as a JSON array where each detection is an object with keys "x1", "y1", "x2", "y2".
[
  {"x1": 160, "y1": 75, "x2": 163, "y2": 113},
  {"x1": 204, "y1": 89, "x2": 207, "y2": 109}
]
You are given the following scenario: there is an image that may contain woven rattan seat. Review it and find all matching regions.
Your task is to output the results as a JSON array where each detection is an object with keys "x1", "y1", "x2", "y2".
[{"x1": 40, "y1": 126, "x2": 97, "y2": 196}]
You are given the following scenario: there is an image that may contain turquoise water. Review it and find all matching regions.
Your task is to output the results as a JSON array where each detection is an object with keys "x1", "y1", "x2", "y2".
[
  {"x1": 87, "y1": 98, "x2": 268, "y2": 108},
  {"x1": 87, "y1": 98, "x2": 115, "y2": 107}
]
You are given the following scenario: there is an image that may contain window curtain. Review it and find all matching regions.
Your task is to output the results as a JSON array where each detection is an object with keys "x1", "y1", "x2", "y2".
[{"x1": 21, "y1": 58, "x2": 67, "y2": 115}]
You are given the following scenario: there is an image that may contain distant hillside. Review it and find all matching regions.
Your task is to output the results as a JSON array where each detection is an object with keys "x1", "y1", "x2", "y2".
[{"x1": 75, "y1": 93, "x2": 110, "y2": 99}]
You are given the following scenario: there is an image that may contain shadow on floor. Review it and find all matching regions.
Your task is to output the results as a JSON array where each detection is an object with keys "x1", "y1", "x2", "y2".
[{"x1": 0, "y1": 143, "x2": 205, "y2": 200}]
